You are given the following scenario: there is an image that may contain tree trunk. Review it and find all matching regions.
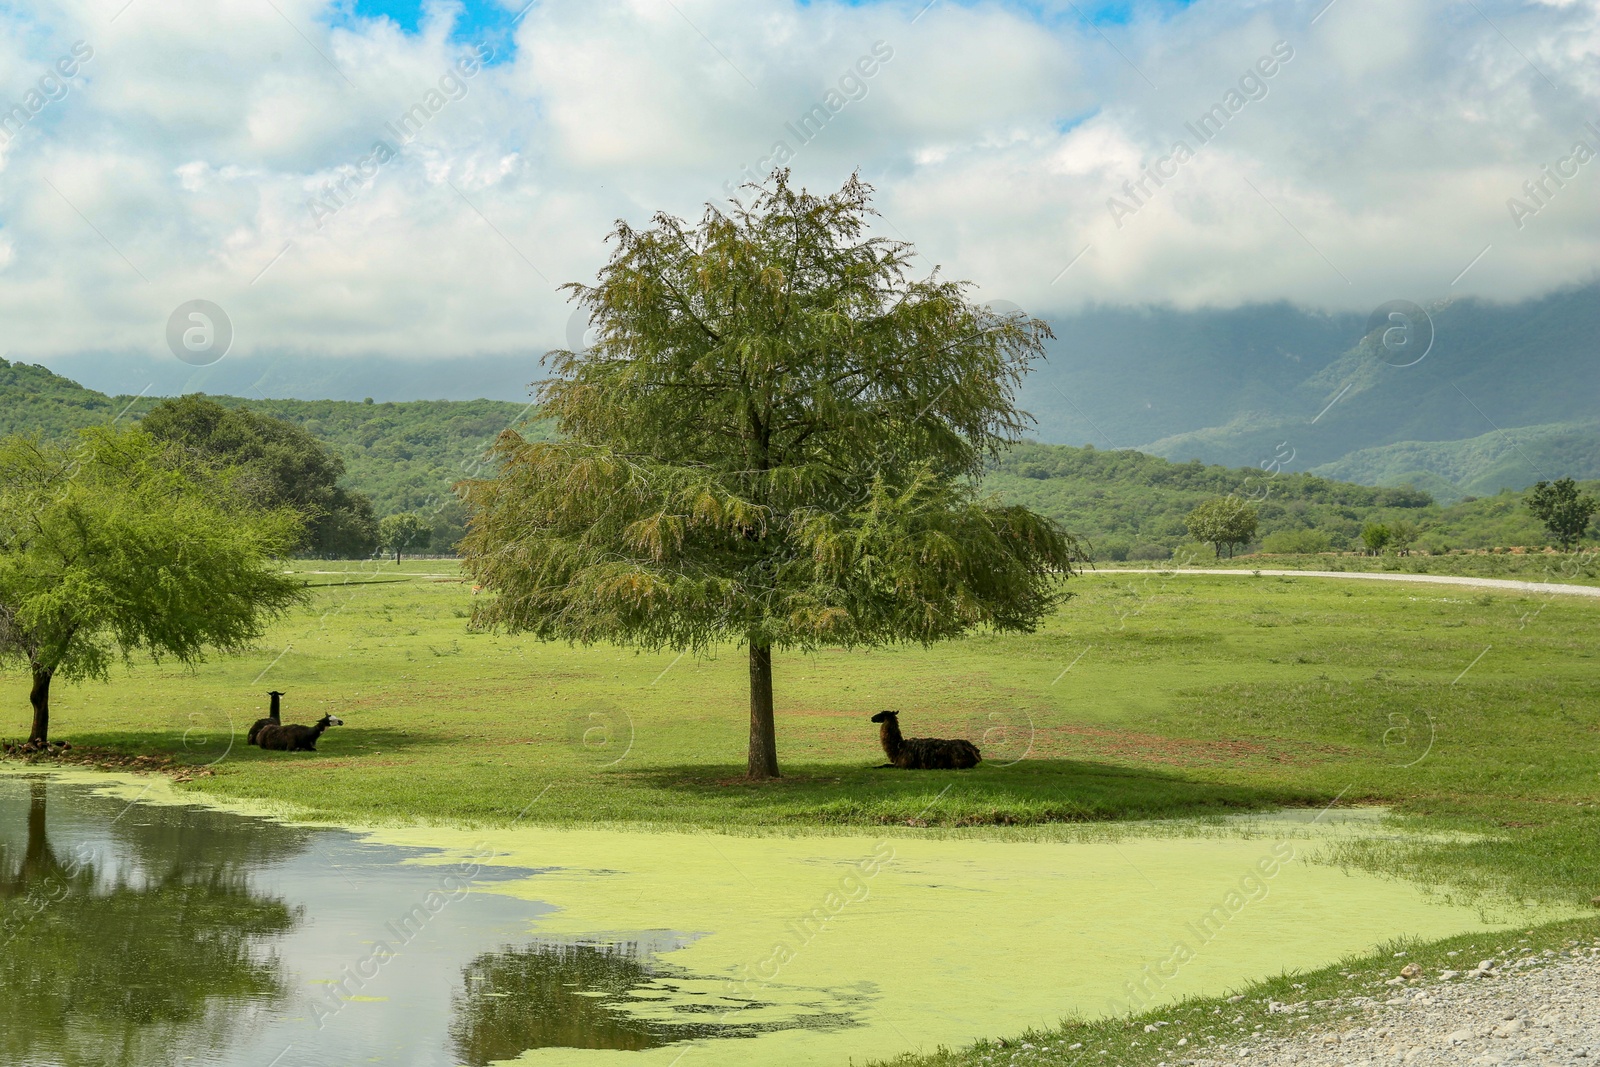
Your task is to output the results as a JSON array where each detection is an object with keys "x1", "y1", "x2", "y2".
[
  {"x1": 746, "y1": 642, "x2": 779, "y2": 779},
  {"x1": 28, "y1": 665, "x2": 52, "y2": 745},
  {"x1": 394, "y1": 548, "x2": 401, "y2": 564}
]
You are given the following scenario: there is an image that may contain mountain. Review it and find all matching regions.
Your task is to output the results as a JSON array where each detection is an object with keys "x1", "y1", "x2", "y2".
[
  {"x1": 1018, "y1": 282, "x2": 1600, "y2": 497},
  {"x1": 35, "y1": 283, "x2": 1600, "y2": 501},
  {"x1": 1311, "y1": 419, "x2": 1600, "y2": 504},
  {"x1": 1, "y1": 358, "x2": 1579, "y2": 554}
]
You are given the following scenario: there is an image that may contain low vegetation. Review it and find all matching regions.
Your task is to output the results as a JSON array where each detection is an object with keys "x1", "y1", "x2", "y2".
[{"x1": 987, "y1": 442, "x2": 1598, "y2": 557}]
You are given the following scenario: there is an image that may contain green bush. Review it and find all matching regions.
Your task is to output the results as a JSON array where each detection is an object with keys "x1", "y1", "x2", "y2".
[
  {"x1": 1096, "y1": 538, "x2": 1130, "y2": 562},
  {"x1": 1261, "y1": 528, "x2": 1331, "y2": 554}
]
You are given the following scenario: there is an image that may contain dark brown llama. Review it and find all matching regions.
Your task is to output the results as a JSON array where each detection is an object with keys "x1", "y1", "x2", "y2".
[
  {"x1": 247, "y1": 690, "x2": 285, "y2": 746},
  {"x1": 870, "y1": 710, "x2": 981, "y2": 770},
  {"x1": 256, "y1": 714, "x2": 343, "y2": 753}
]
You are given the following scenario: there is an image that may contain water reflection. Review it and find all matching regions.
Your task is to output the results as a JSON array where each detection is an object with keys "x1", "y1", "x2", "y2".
[
  {"x1": 449, "y1": 937, "x2": 861, "y2": 1064},
  {"x1": 452, "y1": 940, "x2": 678, "y2": 1058},
  {"x1": 0, "y1": 780, "x2": 301, "y2": 1067},
  {"x1": 0, "y1": 776, "x2": 864, "y2": 1066}
]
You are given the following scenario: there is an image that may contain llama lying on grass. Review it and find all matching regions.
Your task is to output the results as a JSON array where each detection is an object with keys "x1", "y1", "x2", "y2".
[
  {"x1": 247, "y1": 690, "x2": 285, "y2": 747},
  {"x1": 256, "y1": 714, "x2": 344, "y2": 753},
  {"x1": 870, "y1": 710, "x2": 981, "y2": 770}
]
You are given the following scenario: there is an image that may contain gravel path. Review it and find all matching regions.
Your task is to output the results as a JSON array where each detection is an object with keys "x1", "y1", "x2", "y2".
[
  {"x1": 1097, "y1": 568, "x2": 1600, "y2": 598},
  {"x1": 1183, "y1": 942, "x2": 1600, "y2": 1067}
]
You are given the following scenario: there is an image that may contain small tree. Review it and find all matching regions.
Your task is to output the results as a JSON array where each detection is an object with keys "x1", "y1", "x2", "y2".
[
  {"x1": 1387, "y1": 519, "x2": 1420, "y2": 556},
  {"x1": 1361, "y1": 522, "x2": 1392, "y2": 555},
  {"x1": 378, "y1": 513, "x2": 431, "y2": 563},
  {"x1": 1525, "y1": 477, "x2": 1599, "y2": 549},
  {"x1": 0, "y1": 429, "x2": 306, "y2": 744},
  {"x1": 460, "y1": 172, "x2": 1084, "y2": 779},
  {"x1": 1184, "y1": 497, "x2": 1258, "y2": 558}
]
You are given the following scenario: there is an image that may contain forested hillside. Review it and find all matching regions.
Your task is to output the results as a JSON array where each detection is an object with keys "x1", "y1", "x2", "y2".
[
  {"x1": 5, "y1": 358, "x2": 1587, "y2": 558},
  {"x1": 0, "y1": 359, "x2": 547, "y2": 551},
  {"x1": 987, "y1": 442, "x2": 1568, "y2": 557}
]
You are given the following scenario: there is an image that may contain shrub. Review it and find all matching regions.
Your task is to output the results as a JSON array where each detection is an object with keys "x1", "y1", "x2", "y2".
[
  {"x1": 1261, "y1": 528, "x2": 1331, "y2": 554},
  {"x1": 1361, "y1": 523, "x2": 1392, "y2": 555},
  {"x1": 1096, "y1": 539, "x2": 1131, "y2": 562}
]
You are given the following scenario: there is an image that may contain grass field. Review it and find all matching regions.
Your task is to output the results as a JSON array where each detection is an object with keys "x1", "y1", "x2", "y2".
[{"x1": 5, "y1": 559, "x2": 1598, "y2": 1065}]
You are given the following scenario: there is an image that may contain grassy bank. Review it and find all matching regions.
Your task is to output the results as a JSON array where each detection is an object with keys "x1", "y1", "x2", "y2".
[
  {"x1": 6, "y1": 560, "x2": 1599, "y2": 1065},
  {"x1": 2, "y1": 562, "x2": 1594, "y2": 901}
]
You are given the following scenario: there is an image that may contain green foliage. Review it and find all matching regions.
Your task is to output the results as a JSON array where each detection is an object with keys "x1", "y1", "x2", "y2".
[
  {"x1": 1260, "y1": 528, "x2": 1331, "y2": 554},
  {"x1": 0, "y1": 428, "x2": 307, "y2": 741},
  {"x1": 461, "y1": 172, "x2": 1084, "y2": 775},
  {"x1": 1184, "y1": 496, "x2": 1258, "y2": 558},
  {"x1": 141, "y1": 395, "x2": 379, "y2": 558},
  {"x1": 0, "y1": 359, "x2": 120, "y2": 439},
  {"x1": 205, "y1": 396, "x2": 550, "y2": 551},
  {"x1": 378, "y1": 513, "x2": 432, "y2": 561},
  {"x1": 987, "y1": 442, "x2": 1584, "y2": 553},
  {"x1": 1525, "y1": 476, "x2": 1599, "y2": 549},
  {"x1": 1387, "y1": 518, "x2": 1420, "y2": 555},
  {"x1": 0, "y1": 357, "x2": 543, "y2": 552},
  {"x1": 1360, "y1": 522, "x2": 1391, "y2": 555}
]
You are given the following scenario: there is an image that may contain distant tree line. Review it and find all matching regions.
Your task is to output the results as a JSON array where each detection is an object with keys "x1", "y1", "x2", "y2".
[{"x1": 987, "y1": 441, "x2": 1595, "y2": 558}]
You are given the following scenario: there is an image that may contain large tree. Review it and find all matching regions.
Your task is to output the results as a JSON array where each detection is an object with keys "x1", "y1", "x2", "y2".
[
  {"x1": 140, "y1": 394, "x2": 379, "y2": 558},
  {"x1": 0, "y1": 428, "x2": 307, "y2": 744},
  {"x1": 459, "y1": 172, "x2": 1084, "y2": 779},
  {"x1": 1525, "y1": 477, "x2": 1598, "y2": 549}
]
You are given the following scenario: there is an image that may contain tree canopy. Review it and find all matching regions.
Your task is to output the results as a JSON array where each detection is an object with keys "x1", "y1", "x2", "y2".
[
  {"x1": 1183, "y1": 496, "x2": 1258, "y2": 558},
  {"x1": 0, "y1": 427, "x2": 307, "y2": 743},
  {"x1": 140, "y1": 394, "x2": 379, "y2": 558},
  {"x1": 1525, "y1": 477, "x2": 1598, "y2": 549},
  {"x1": 378, "y1": 512, "x2": 432, "y2": 563},
  {"x1": 1360, "y1": 522, "x2": 1392, "y2": 555},
  {"x1": 460, "y1": 171, "x2": 1084, "y2": 778}
]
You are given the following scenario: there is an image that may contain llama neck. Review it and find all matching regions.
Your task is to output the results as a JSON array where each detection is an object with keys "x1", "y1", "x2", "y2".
[
  {"x1": 268, "y1": 693, "x2": 281, "y2": 719},
  {"x1": 311, "y1": 719, "x2": 328, "y2": 738},
  {"x1": 878, "y1": 718, "x2": 904, "y2": 758}
]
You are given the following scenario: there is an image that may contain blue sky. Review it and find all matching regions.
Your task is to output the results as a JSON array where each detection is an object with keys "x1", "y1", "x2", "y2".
[
  {"x1": 340, "y1": 0, "x2": 524, "y2": 58},
  {"x1": 339, "y1": 0, "x2": 1196, "y2": 45}
]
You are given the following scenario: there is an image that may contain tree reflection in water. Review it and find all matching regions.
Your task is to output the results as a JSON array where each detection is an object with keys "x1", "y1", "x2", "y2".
[
  {"x1": 0, "y1": 778, "x2": 305, "y2": 1067},
  {"x1": 449, "y1": 938, "x2": 861, "y2": 1065}
]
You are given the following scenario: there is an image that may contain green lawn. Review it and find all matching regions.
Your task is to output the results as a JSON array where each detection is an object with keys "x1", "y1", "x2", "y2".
[{"x1": 5, "y1": 560, "x2": 1598, "y2": 1066}]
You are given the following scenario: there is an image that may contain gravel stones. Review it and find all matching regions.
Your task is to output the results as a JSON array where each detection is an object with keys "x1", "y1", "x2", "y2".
[{"x1": 1180, "y1": 942, "x2": 1600, "y2": 1067}]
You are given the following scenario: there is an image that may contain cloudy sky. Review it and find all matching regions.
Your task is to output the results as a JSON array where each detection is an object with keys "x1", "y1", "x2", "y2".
[{"x1": 2, "y1": 0, "x2": 1597, "y2": 369}]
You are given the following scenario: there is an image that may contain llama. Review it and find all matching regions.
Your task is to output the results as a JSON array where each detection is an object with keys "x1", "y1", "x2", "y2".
[
  {"x1": 870, "y1": 710, "x2": 981, "y2": 770},
  {"x1": 247, "y1": 690, "x2": 285, "y2": 747},
  {"x1": 256, "y1": 714, "x2": 344, "y2": 753}
]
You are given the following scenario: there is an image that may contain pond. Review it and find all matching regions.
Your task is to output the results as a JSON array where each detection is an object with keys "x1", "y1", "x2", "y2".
[{"x1": 0, "y1": 772, "x2": 1543, "y2": 1066}]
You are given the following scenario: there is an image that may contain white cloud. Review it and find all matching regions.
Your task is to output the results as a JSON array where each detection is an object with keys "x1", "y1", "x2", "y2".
[{"x1": 0, "y1": 0, "x2": 1597, "y2": 367}]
